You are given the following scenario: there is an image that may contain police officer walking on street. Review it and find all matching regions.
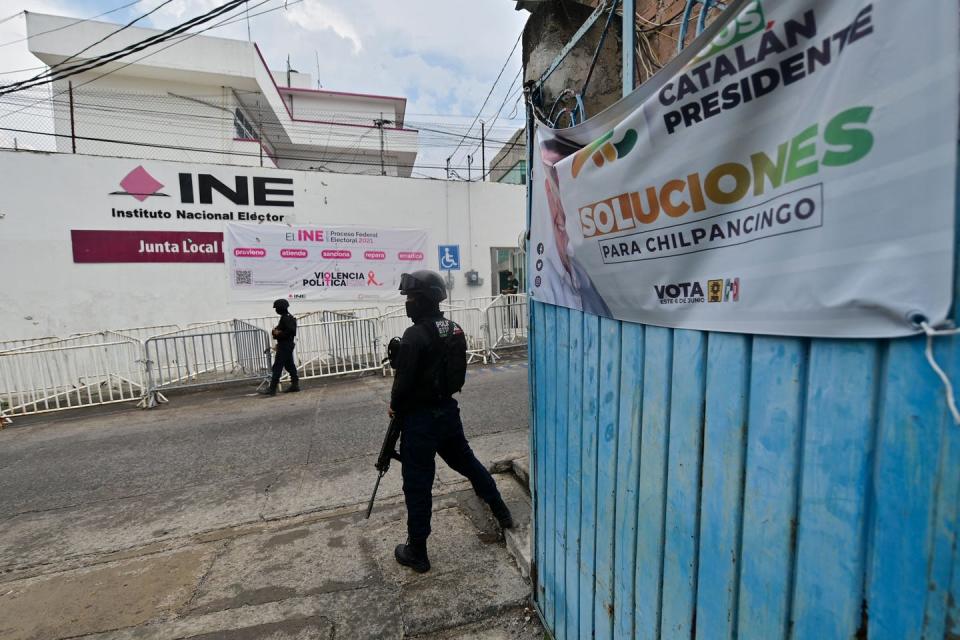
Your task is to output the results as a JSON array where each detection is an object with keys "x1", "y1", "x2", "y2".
[
  {"x1": 264, "y1": 298, "x2": 300, "y2": 395},
  {"x1": 390, "y1": 270, "x2": 513, "y2": 573}
]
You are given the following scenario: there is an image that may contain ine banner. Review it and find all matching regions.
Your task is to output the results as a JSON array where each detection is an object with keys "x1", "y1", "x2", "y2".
[
  {"x1": 225, "y1": 222, "x2": 428, "y2": 302},
  {"x1": 529, "y1": 0, "x2": 959, "y2": 337}
]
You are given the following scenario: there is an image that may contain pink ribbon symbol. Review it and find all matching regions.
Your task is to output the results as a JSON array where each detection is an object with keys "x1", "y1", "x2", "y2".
[{"x1": 367, "y1": 271, "x2": 382, "y2": 286}]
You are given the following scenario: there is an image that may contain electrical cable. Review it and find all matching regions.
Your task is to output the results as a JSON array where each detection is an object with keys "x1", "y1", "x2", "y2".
[
  {"x1": 0, "y1": 89, "x2": 524, "y2": 146},
  {"x1": 0, "y1": 11, "x2": 23, "y2": 27},
  {"x1": 0, "y1": 124, "x2": 494, "y2": 173},
  {"x1": 446, "y1": 29, "x2": 523, "y2": 163},
  {"x1": 0, "y1": 0, "x2": 144, "y2": 49},
  {"x1": 462, "y1": 67, "x2": 523, "y2": 160},
  {"x1": 0, "y1": 0, "x2": 252, "y2": 95},
  {"x1": 0, "y1": 0, "x2": 267, "y2": 119},
  {"x1": 0, "y1": 96, "x2": 513, "y2": 148},
  {"x1": 9, "y1": 0, "x2": 178, "y2": 89}
]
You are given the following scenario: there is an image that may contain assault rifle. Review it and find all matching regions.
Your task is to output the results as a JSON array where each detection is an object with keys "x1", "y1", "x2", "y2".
[
  {"x1": 366, "y1": 337, "x2": 403, "y2": 519},
  {"x1": 366, "y1": 416, "x2": 401, "y2": 518}
]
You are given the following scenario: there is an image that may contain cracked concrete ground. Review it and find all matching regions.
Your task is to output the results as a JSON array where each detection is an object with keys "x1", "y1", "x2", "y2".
[{"x1": 0, "y1": 360, "x2": 543, "y2": 639}]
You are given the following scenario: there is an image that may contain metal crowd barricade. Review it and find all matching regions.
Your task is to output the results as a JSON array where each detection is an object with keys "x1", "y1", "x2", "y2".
[
  {"x1": 469, "y1": 295, "x2": 501, "y2": 308},
  {"x1": 484, "y1": 294, "x2": 529, "y2": 361},
  {"x1": 109, "y1": 324, "x2": 181, "y2": 343},
  {"x1": 141, "y1": 320, "x2": 270, "y2": 408},
  {"x1": 293, "y1": 316, "x2": 382, "y2": 379},
  {"x1": 0, "y1": 336, "x2": 61, "y2": 353},
  {"x1": 445, "y1": 306, "x2": 489, "y2": 363},
  {"x1": 0, "y1": 332, "x2": 145, "y2": 424},
  {"x1": 379, "y1": 306, "x2": 491, "y2": 370},
  {"x1": 0, "y1": 303, "x2": 531, "y2": 422}
]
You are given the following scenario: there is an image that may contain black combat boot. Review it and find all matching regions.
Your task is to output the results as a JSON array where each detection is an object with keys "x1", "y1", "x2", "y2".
[
  {"x1": 394, "y1": 538, "x2": 430, "y2": 573},
  {"x1": 489, "y1": 497, "x2": 514, "y2": 529},
  {"x1": 260, "y1": 384, "x2": 277, "y2": 396},
  {"x1": 284, "y1": 381, "x2": 300, "y2": 393}
]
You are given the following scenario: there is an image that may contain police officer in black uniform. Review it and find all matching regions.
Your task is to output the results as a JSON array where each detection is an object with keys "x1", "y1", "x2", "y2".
[
  {"x1": 390, "y1": 270, "x2": 513, "y2": 573},
  {"x1": 502, "y1": 270, "x2": 520, "y2": 294},
  {"x1": 264, "y1": 298, "x2": 299, "y2": 395}
]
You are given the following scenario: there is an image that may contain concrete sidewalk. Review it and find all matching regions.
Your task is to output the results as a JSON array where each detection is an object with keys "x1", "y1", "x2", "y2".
[{"x1": 0, "y1": 424, "x2": 541, "y2": 638}]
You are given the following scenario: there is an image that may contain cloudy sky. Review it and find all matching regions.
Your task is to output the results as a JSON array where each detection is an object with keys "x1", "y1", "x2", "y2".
[{"x1": 0, "y1": 0, "x2": 529, "y2": 177}]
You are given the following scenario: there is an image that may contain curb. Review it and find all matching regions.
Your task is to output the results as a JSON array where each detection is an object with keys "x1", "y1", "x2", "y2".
[{"x1": 502, "y1": 456, "x2": 532, "y2": 581}]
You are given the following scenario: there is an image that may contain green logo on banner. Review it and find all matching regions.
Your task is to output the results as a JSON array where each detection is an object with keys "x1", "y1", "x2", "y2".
[
  {"x1": 692, "y1": 0, "x2": 766, "y2": 63},
  {"x1": 571, "y1": 129, "x2": 639, "y2": 179}
]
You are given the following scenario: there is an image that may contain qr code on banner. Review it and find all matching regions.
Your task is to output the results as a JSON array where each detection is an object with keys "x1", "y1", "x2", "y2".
[{"x1": 234, "y1": 270, "x2": 252, "y2": 286}]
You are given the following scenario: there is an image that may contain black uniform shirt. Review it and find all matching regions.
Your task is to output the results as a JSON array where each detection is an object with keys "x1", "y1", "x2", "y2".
[
  {"x1": 274, "y1": 312, "x2": 297, "y2": 344},
  {"x1": 390, "y1": 313, "x2": 445, "y2": 414}
]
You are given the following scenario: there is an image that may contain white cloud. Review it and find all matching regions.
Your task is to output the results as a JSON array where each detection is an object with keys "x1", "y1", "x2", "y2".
[{"x1": 283, "y1": 1, "x2": 362, "y2": 54}]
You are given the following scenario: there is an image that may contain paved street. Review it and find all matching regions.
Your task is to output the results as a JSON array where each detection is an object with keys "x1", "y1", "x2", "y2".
[
  {"x1": 0, "y1": 360, "x2": 529, "y2": 519},
  {"x1": 0, "y1": 359, "x2": 540, "y2": 639}
]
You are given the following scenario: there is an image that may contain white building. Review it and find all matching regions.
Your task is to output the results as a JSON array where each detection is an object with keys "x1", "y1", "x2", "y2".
[
  {"x1": 0, "y1": 151, "x2": 526, "y2": 339},
  {"x1": 0, "y1": 14, "x2": 527, "y2": 341},
  {"x1": 24, "y1": 12, "x2": 419, "y2": 176}
]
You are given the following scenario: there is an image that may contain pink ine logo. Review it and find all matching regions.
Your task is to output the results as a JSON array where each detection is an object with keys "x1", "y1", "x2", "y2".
[
  {"x1": 280, "y1": 249, "x2": 308, "y2": 259},
  {"x1": 297, "y1": 229, "x2": 324, "y2": 242},
  {"x1": 234, "y1": 247, "x2": 266, "y2": 258},
  {"x1": 321, "y1": 249, "x2": 352, "y2": 260},
  {"x1": 398, "y1": 251, "x2": 424, "y2": 261},
  {"x1": 111, "y1": 166, "x2": 168, "y2": 202},
  {"x1": 364, "y1": 250, "x2": 386, "y2": 261}
]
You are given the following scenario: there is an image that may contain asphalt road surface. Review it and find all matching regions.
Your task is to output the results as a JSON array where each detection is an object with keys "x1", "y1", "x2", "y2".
[{"x1": 0, "y1": 361, "x2": 529, "y2": 519}]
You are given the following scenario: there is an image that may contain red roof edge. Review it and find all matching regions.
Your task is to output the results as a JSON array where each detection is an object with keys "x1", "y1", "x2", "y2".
[{"x1": 253, "y1": 43, "x2": 413, "y2": 132}]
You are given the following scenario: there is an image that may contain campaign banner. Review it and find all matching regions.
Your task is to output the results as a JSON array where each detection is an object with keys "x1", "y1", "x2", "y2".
[
  {"x1": 529, "y1": 0, "x2": 958, "y2": 338},
  {"x1": 72, "y1": 230, "x2": 224, "y2": 263},
  {"x1": 224, "y1": 222, "x2": 427, "y2": 301}
]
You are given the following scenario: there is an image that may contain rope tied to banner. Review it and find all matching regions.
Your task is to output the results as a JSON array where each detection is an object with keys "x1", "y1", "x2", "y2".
[{"x1": 917, "y1": 319, "x2": 960, "y2": 425}]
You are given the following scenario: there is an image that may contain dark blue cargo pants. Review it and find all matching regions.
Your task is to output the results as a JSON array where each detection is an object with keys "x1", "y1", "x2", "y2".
[{"x1": 399, "y1": 398, "x2": 501, "y2": 541}]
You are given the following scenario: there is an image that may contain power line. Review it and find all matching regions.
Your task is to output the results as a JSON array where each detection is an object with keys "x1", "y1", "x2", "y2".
[
  {"x1": 0, "y1": 0, "x2": 252, "y2": 96},
  {"x1": 0, "y1": 89, "x2": 525, "y2": 146},
  {"x1": 0, "y1": 11, "x2": 24, "y2": 27},
  {"x1": 0, "y1": 0, "x2": 269, "y2": 121},
  {"x1": 0, "y1": 100, "x2": 524, "y2": 150},
  {"x1": 0, "y1": 125, "x2": 498, "y2": 173},
  {"x1": 0, "y1": 1, "x2": 144, "y2": 49},
  {"x1": 483, "y1": 135, "x2": 526, "y2": 180},
  {"x1": 463, "y1": 67, "x2": 523, "y2": 161},
  {"x1": 0, "y1": 2, "x2": 530, "y2": 173},
  {"x1": 447, "y1": 29, "x2": 523, "y2": 164},
  {"x1": 10, "y1": 0, "x2": 179, "y2": 90}
]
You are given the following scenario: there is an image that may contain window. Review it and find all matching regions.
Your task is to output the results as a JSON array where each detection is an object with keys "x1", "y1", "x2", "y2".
[
  {"x1": 234, "y1": 108, "x2": 258, "y2": 140},
  {"x1": 497, "y1": 160, "x2": 526, "y2": 185}
]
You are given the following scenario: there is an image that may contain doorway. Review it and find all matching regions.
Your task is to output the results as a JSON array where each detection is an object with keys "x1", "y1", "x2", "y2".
[{"x1": 490, "y1": 247, "x2": 525, "y2": 295}]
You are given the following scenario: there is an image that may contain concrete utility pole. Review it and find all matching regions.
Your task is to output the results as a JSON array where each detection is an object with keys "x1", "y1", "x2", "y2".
[
  {"x1": 374, "y1": 113, "x2": 387, "y2": 176},
  {"x1": 481, "y1": 121, "x2": 486, "y2": 181},
  {"x1": 467, "y1": 154, "x2": 473, "y2": 182},
  {"x1": 446, "y1": 156, "x2": 451, "y2": 180},
  {"x1": 68, "y1": 81, "x2": 76, "y2": 154}
]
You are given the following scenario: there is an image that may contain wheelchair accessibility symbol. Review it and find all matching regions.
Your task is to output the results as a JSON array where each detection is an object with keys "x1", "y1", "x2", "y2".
[{"x1": 438, "y1": 245, "x2": 461, "y2": 271}]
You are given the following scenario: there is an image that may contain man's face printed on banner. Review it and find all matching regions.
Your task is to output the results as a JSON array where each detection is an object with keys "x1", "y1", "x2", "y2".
[{"x1": 540, "y1": 137, "x2": 581, "y2": 276}]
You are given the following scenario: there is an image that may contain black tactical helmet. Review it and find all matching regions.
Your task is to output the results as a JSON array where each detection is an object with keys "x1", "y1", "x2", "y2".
[
  {"x1": 273, "y1": 298, "x2": 290, "y2": 311},
  {"x1": 399, "y1": 270, "x2": 447, "y2": 303}
]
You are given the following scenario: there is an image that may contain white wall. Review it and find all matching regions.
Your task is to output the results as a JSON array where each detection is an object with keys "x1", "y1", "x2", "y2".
[
  {"x1": 27, "y1": 13, "x2": 260, "y2": 89},
  {"x1": 0, "y1": 151, "x2": 526, "y2": 339},
  {"x1": 290, "y1": 93, "x2": 398, "y2": 126},
  {"x1": 51, "y1": 76, "x2": 261, "y2": 167}
]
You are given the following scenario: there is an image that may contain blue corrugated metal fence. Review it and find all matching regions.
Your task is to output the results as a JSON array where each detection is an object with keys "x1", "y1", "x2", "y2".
[{"x1": 529, "y1": 220, "x2": 960, "y2": 638}]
